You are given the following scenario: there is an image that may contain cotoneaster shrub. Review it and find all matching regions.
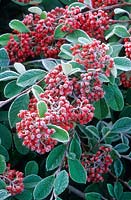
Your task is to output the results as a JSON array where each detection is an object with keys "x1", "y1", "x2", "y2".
[{"x1": 0, "y1": 0, "x2": 131, "y2": 200}]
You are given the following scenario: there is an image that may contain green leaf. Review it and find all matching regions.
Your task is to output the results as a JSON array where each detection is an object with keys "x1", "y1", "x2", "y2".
[
  {"x1": 54, "y1": 170, "x2": 69, "y2": 195},
  {"x1": 14, "y1": 62, "x2": 26, "y2": 74},
  {"x1": 114, "y1": 25, "x2": 130, "y2": 38},
  {"x1": 93, "y1": 98, "x2": 109, "y2": 119},
  {"x1": 85, "y1": 126, "x2": 100, "y2": 139},
  {"x1": 37, "y1": 101, "x2": 48, "y2": 118},
  {"x1": 68, "y1": 2, "x2": 87, "y2": 10},
  {"x1": 0, "y1": 34, "x2": 12, "y2": 46},
  {"x1": 24, "y1": 175, "x2": 42, "y2": 189},
  {"x1": 8, "y1": 93, "x2": 29, "y2": 128},
  {"x1": 66, "y1": 29, "x2": 92, "y2": 44},
  {"x1": 68, "y1": 158, "x2": 87, "y2": 184},
  {"x1": 103, "y1": 84, "x2": 124, "y2": 111},
  {"x1": 114, "y1": 182, "x2": 123, "y2": 200},
  {"x1": 85, "y1": 192, "x2": 102, "y2": 200},
  {"x1": 107, "y1": 184, "x2": 115, "y2": 197},
  {"x1": 46, "y1": 144, "x2": 66, "y2": 171},
  {"x1": 13, "y1": 134, "x2": 29, "y2": 155},
  {"x1": 69, "y1": 134, "x2": 82, "y2": 159},
  {"x1": 32, "y1": 85, "x2": 44, "y2": 100},
  {"x1": 0, "y1": 70, "x2": 19, "y2": 81},
  {"x1": 114, "y1": 8, "x2": 129, "y2": 15},
  {"x1": 40, "y1": 11, "x2": 47, "y2": 19},
  {"x1": 4, "y1": 80, "x2": 23, "y2": 98},
  {"x1": 120, "y1": 192, "x2": 131, "y2": 200},
  {"x1": 54, "y1": 24, "x2": 67, "y2": 39},
  {"x1": 0, "y1": 145, "x2": 9, "y2": 162},
  {"x1": 28, "y1": 6, "x2": 42, "y2": 15},
  {"x1": 114, "y1": 143, "x2": 129, "y2": 153},
  {"x1": 61, "y1": 62, "x2": 72, "y2": 76},
  {"x1": 48, "y1": 125, "x2": 69, "y2": 143},
  {"x1": 15, "y1": 190, "x2": 32, "y2": 200},
  {"x1": 0, "y1": 189, "x2": 11, "y2": 200},
  {"x1": 9, "y1": 19, "x2": 30, "y2": 33},
  {"x1": 114, "y1": 159, "x2": 123, "y2": 177},
  {"x1": 0, "y1": 155, "x2": 6, "y2": 174},
  {"x1": 0, "y1": 124, "x2": 12, "y2": 149},
  {"x1": 0, "y1": 180, "x2": 6, "y2": 190},
  {"x1": 0, "y1": 48, "x2": 9, "y2": 67},
  {"x1": 33, "y1": 175, "x2": 55, "y2": 200},
  {"x1": 17, "y1": 69, "x2": 46, "y2": 87},
  {"x1": 25, "y1": 161, "x2": 39, "y2": 176},
  {"x1": 114, "y1": 57, "x2": 131, "y2": 71},
  {"x1": 59, "y1": 44, "x2": 72, "y2": 60},
  {"x1": 111, "y1": 117, "x2": 131, "y2": 133}
]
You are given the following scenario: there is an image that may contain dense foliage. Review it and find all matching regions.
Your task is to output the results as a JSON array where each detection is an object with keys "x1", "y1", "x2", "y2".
[{"x1": 1, "y1": 0, "x2": 131, "y2": 199}]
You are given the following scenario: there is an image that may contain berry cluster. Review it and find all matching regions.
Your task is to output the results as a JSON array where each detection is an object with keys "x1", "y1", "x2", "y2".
[
  {"x1": 124, "y1": 37, "x2": 131, "y2": 60},
  {"x1": 70, "y1": 39, "x2": 114, "y2": 76},
  {"x1": 0, "y1": 164, "x2": 24, "y2": 195},
  {"x1": 81, "y1": 146, "x2": 113, "y2": 182},
  {"x1": 92, "y1": 0, "x2": 118, "y2": 8},
  {"x1": 16, "y1": 109, "x2": 57, "y2": 154},
  {"x1": 5, "y1": 4, "x2": 112, "y2": 63},
  {"x1": 120, "y1": 72, "x2": 131, "y2": 88}
]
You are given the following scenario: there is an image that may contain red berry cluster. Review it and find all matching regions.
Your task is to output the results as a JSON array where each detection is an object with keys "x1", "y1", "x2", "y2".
[
  {"x1": 70, "y1": 39, "x2": 114, "y2": 76},
  {"x1": 81, "y1": 146, "x2": 113, "y2": 182},
  {"x1": 0, "y1": 164, "x2": 24, "y2": 195},
  {"x1": 5, "y1": 4, "x2": 112, "y2": 63},
  {"x1": 16, "y1": 109, "x2": 57, "y2": 154},
  {"x1": 124, "y1": 37, "x2": 131, "y2": 60},
  {"x1": 92, "y1": 0, "x2": 118, "y2": 8},
  {"x1": 120, "y1": 72, "x2": 131, "y2": 88}
]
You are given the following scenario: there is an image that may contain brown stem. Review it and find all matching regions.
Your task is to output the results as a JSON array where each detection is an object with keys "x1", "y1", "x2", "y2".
[
  {"x1": 110, "y1": 19, "x2": 131, "y2": 24},
  {"x1": 108, "y1": 170, "x2": 131, "y2": 190},
  {"x1": 82, "y1": 2, "x2": 131, "y2": 13}
]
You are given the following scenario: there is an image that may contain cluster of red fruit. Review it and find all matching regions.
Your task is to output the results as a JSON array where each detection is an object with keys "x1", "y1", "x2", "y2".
[
  {"x1": 5, "y1": 0, "x2": 116, "y2": 63},
  {"x1": 70, "y1": 39, "x2": 114, "y2": 76},
  {"x1": 120, "y1": 38, "x2": 131, "y2": 88},
  {"x1": 91, "y1": 0, "x2": 118, "y2": 8},
  {"x1": 81, "y1": 146, "x2": 113, "y2": 182},
  {"x1": 16, "y1": 32, "x2": 113, "y2": 153},
  {"x1": 0, "y1": 164, "x2": 24, "y2": 195}
]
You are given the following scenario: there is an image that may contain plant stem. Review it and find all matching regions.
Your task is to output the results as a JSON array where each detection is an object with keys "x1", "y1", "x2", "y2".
[
  {"x1": 69, "y1": 185, "x2": 85, "y2": 199},
  {"x1": 108, "y1": 170, "x2": 131, "y2": 190},
  {"x1": 82, "y1": 2, "x2": 131, "y2": 13}
]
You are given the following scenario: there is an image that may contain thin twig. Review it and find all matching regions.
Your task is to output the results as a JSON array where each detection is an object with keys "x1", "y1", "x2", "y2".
[
  {"x1": 108, "y1": 170, "x2": 131, "y2": 190},
  {"x1": 69, "y1": 185, "x2": 85, "y2": 199}
]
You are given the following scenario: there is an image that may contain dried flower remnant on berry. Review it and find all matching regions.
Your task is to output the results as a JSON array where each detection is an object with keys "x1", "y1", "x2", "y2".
[{"x1": 81, "y1": 146, "x2": 113, "y2": 182}]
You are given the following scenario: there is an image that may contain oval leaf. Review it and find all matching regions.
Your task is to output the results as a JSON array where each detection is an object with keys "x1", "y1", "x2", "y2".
[
  {"x1": 33, "y1": 175, "x2": 55, "y2": 200},
  {"x1": 25, "y1": 161, "x2": 39, "y2": 176},
  {"x1": 54, "y1": 170, "x2": 69, "y2": 195},
  {"x1": 68, "y1": 158, "x2": 87, "y2": 184},
  {"x1": 9, "y1": 19, "x2": 30, "y2": 33},
  {"x1": 37, "y1": 100, "x2": 48, "y2": 118},
  {"x1": 46, "y1": 144, "x2": 66, "y2": 171},
  {"x1": 0, "y1": 155, "x2": 6, "y2": 174},
  {"x1": 17, "y1": 69, "x2": 46, "y2": 87},
  {"x1": 111, "y1": 117, "x2": 131, "y2": 133},
  {"x1": 48, "y1": 125, "x2": 69, "y2": 143},
  {"x1": 8, "y1": 93, "x2": 29, "y2": 128}
]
